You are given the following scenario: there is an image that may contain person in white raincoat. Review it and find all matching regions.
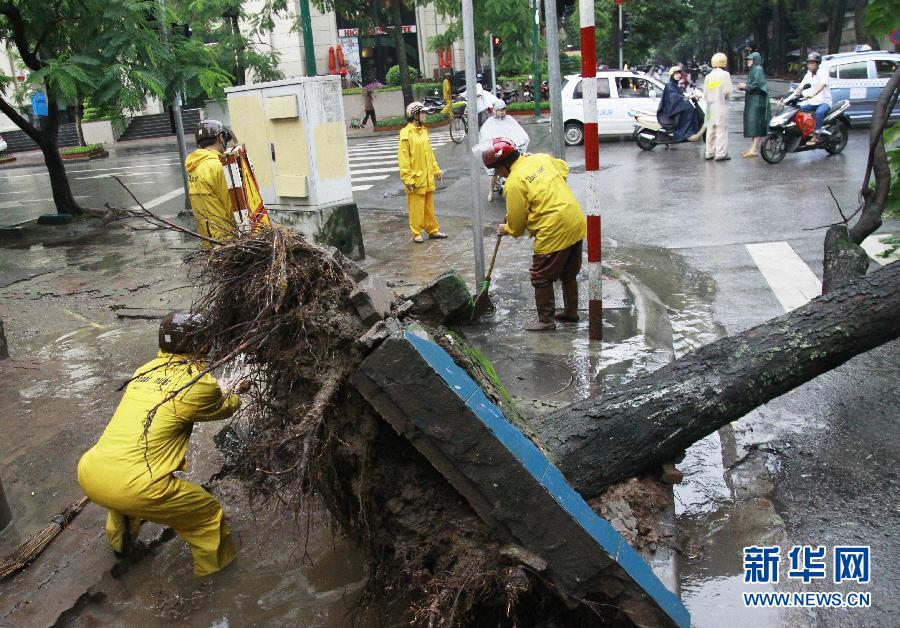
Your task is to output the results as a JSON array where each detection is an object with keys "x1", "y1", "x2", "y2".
[
  {"x1": 702, "y1": 52, "x2": 733, "y2": 161},
  {"x1": 479, "y1": 100, "x2": 530, "y2": 201}
]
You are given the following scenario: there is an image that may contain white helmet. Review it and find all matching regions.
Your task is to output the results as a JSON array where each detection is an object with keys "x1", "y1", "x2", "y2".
[{"x1": 406, "y1": 101, "x2": 424, "y2": 120}]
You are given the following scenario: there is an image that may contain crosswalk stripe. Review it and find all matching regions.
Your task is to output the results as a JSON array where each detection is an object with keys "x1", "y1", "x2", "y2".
[
  {"x1": 348, "y1": 159, "x2": 398, "y2": 168},
  {"x1": 352, "y1": 184, "x2": 373, "y2": 191},
  {"x1": 746, "y1": 242, "x2": 822, "y2": 312},
  {"x1": 860, "y1": 233, "x2": 897, "y2": 265},
  {"x1": 350, "y1": 175, "x2": 390, "y2": 182},
  {"x1": 350, "y1": 166, "x2": 399, "y2": 175},
  {"x1": 349, "y1": 154, "x2": 397, "y2": 162}
]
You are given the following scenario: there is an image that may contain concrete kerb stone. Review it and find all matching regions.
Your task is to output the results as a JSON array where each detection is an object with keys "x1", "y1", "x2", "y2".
[
  {"x1": 408, "y1": 269, "x2": 473, "y2": 325},
  {"x1": 351, "y1": 328, "x2": 690, "y2": 627},
  {"x1": 349, "y1": 275, "x2": 395, "y2": 326}
]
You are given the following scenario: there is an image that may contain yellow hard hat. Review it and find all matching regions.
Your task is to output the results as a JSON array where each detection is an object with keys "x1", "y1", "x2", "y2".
[{"x1": 711, "y1": 53, "x2": 728, "y2": 68}]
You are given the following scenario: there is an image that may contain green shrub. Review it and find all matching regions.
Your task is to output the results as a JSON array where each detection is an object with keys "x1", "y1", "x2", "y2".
[
  {"x1": 61, "y1": 143, "x2": 104, "y2": 155},
  {"x1": 375, "y1": 112, "x2": 448, "y2": 128},
  {"x1": 506, "y1": 101, "x2": 550, "y2": 112},
  {"x1": 386, "y1": 64, "x2": 419, "y2": 86}
]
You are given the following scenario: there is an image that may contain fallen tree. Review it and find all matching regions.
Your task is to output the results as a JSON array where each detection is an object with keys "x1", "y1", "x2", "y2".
[{"x1": 539, "y1": 260, "x2": 900, "y2": 497}]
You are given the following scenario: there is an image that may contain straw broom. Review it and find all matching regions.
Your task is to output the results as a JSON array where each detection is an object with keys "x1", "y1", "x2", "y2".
[{"x1": 0, "y1": 496, "x2": 90, "y2": 581}]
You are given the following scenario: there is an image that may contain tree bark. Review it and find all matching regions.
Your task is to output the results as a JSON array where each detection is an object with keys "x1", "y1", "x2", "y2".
[
  {"x1": 771, "y1": 0, "x2": 787, "y2": 75},
  {"x1": 827, "y1": 0, "x2": 848, "y2": 53},
  {"x1": 230, "y1": 13, "x2": 246, "y2": 85},
  {"x1": 389, "y1": 0, "x2": 414, "y2": 107},
  {"x1": 533, "y1": 262, "x2": 900, "y2": 498},
  {"x1": 74, "y1": 95, "x2": 85, "y2": 147},
  {"x1": 853, "y1": 0, "x2": 878, "y2": 48}
]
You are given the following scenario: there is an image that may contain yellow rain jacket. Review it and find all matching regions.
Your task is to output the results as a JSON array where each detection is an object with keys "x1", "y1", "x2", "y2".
[
  {"x1": 185, "y1": 148, "x2": 235, "y2": 245},
  {"x1": 441, "y1": 78, "x2": 453, "y2": 116},
  {"x1": 398, "y1": 123, "x2": 442, "y2": 194},
  {"x1": 78, "y1": 351, "x2": 241, "y2": 576},
  {"x1": 502, "y1": 153, "x2": 587, "y2": 255}
]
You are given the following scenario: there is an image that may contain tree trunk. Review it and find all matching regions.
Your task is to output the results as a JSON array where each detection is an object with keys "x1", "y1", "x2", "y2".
[
  {"x1": 533, "y1": 262, "x2": 900, "y2": 498},
  {"x1": 853, "y1": 0, "x2": 878, "y2": 48},
  {"x1": 0, "y1": 92, "x2": 82, "y2": 216},
  {"x1": 771, "y1": 0, "x2": 787, "y2": 75},
  {"x1": 827, "y1": 0, "x2": 848, "y2": 53},
  {"x1": 389, "y1": 0, "x2": 414, "y2": 107},
  {"x1": 230, "y1": 14, "x2": 246, "y2": 85},
  {"x1": 74, "y1": 95, "x2": 86, "y2": 147}
]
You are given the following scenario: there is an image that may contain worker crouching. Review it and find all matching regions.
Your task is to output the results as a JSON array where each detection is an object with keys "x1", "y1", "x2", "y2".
[
  {"x1": 483, "y1": 138, "x2": 587, "y2": 332},
  {"x1": 77, "y1": 311, "x2": 245, "y2": 576}
]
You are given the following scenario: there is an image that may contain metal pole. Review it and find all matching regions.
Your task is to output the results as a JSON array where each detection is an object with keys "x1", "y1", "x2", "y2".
[
  {"x1": 618, "y1": 4, "x2": 624, "y2": 70},
  {"x1": 297, "y1": 0, "x2": 317, "y2": 76},
  {"x1": 462, "y1": 0, "x2": 485, "y2": 289},
  {"x1": 580, "y1": 0, "x2": 602, "y2": 341},
  {"x1": 157, "y1": 0, "x2": 191, "y2": 210},
  {"x1": 488, "y1": 33, "x2": 497, "y2": 97},
  {"x1": 544, "y1": 0, "x2": 564, "y2": 158},
  {"x1": 531, "y1": 0, "x2": 542, "y2": 120}
]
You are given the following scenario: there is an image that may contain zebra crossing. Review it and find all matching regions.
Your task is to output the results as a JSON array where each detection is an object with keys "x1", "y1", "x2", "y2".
[
  {"x1": 348, "y1": 130, "x2": 452, "y2": 192},
  {"x1": 746, "y1": 233, "x2": 896, "y2": 312}
]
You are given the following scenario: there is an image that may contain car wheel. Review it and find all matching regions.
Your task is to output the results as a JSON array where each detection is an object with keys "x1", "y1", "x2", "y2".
[
  {"x1": 825, "y1": 122, "x2": 849, "y2": 155},
  {"x1": 761, "y1": 133, "x2": 787, "y2": 164},
  {"x1": 564, "y1": 122, "x2": 584, "y2": 146}
]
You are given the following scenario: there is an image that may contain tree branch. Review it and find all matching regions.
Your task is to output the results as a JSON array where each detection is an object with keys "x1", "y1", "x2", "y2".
[
  {"x1": 0, "y1": 3, "x2": 43, "y2": 70},
  {"x1": 0, "y1": 92, "x2": 42, "y2": 143}
]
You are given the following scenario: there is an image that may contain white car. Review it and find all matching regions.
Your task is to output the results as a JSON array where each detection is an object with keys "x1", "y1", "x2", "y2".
[
  {"x1": 0, "y1": 134, "x2": 7, "y2": 153},
  {"x1": 561, "y1": 71, "x2": 667, "y2": 145}
]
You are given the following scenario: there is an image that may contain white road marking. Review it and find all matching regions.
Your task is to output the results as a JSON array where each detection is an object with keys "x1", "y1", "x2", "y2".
[
  {"x1": 860, "y1": 233, "x2": 897, "y2": 265},
  {"x1": 350, "y1": 175, "x2": 390, "y2": 182},
  {"x1": 75, "y1": 171, "x2": 166, "y2": 180},
  {"x1": 350, "y1": 166, "x2": 399, "y2": 175},
  {"x1": 0, "y1": 200, "x2": 21, "y2": 208},
  {"x1": 348, "y1": 154, "x2": 397, "y2": 162},
  {"x1": 129, "y1": 188, "x2": 184, "y2": 210},
  {"x1": 352, "y1": 184, "x2": 373, "y2": 191},
  {"x1": 746, "y1": 242, "x2": 822, "y2": 312},
  {"x1": 0, "y1": 160, "x2": 183, "y2": 179}
]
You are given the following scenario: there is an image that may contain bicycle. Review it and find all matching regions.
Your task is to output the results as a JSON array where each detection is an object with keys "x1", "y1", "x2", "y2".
[{"x1": 449, "y1": 102, "x2": 468, "y2": 144}]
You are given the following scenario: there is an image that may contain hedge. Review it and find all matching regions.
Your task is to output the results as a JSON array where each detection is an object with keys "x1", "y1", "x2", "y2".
[
  {"x1": 375, "y1": 112, "x2": 448, "y2": 128},
  {"x1": 506, "y1": 101, "x2": 550, "y2": 112},
  {"x1": 61, "y1": 143, "x2": 104, "y2": 155}
]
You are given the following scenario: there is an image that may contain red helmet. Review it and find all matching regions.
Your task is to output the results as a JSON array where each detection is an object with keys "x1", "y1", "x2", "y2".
[{"x1": 481, "y1": 137, "x2": 519, "y2": 169}]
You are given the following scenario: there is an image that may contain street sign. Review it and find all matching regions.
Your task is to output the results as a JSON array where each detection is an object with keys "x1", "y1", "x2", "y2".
[
  {"x1": 615, "y1": 0, "x2": 626, "y2": 5},
  {"x1": 31, "y1": 91, "x2": 48, "y2": 117},
  {"x1": 890, "y1": 28, "x2": 900, "y2": 45}
]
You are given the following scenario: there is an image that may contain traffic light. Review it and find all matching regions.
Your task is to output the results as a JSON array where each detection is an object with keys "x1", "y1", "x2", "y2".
[
  {"x1": 492, "y1": 35, "x2": 502, "y2": 55},
  {"x1": 622, "y1": 12, "x2": 630, "y2": 42}
]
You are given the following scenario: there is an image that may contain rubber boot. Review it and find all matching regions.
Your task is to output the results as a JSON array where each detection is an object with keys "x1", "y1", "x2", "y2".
[
  {"x1": 555, "y1": 279, "x2": 580, "y2": 322},
  {"x1": 525, "y1": 284, "x2": 557, "y2": 332}
]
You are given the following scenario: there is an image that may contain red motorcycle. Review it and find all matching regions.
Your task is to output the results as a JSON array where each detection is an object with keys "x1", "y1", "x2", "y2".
[{"x1": 761, "y1": 87, "x2": 851, "y2": 164}]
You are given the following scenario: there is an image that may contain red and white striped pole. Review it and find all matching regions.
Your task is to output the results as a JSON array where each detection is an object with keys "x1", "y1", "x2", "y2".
[{"x1": 580, "y1": 0, "x2": 602, "y2": 341}]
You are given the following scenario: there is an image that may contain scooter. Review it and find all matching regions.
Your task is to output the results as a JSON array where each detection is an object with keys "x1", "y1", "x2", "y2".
[
  {"x1": 760, "y1": 87, "x2": 850, "y2": 164},
  {"x1": 540, "y1": 80, "x2": 549, "y2": 101},
  {"x1": 493, "y1": 84, "x2": 520, "y2": 102},
  {"x1": 522, "y1": 79, "x2": 534, "y2": 102},
  {"x1": 422, "y1": 88, "x2": 444, "y2": 114},
  {"x1": 629, "y1": 90, "x2": 706, "y2": 150}
]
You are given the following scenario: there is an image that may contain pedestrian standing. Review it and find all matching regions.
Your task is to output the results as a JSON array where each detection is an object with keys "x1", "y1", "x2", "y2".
[
  {"x1": 737, "y1": 51, "x2": 771, "y2": 157},
  {"x1": 361, "y1": 87, "x2": 377, "y2": 128},
  {"x1": 483, "y1": 138, "x2": 587, "y2": 332},
  {"x1": 398, "y1": 102, "x2": 448, "y2": 243},
  {"x1": 441, "y1": 72, "x2": 453, "y2": 116},
  {"x1": 78, "y1": 311, "x2": 246, "y2": 576},
  {"x1": 186, "y1": 120, "x2": 238, "y2": 246},
  {"x1": 703, "y1": 52, "x2": 733, "y2": 161}
]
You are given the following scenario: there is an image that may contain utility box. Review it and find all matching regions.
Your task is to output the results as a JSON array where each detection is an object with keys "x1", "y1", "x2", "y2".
[{"x1": 224, "y1": 76, "x2": 364, "y2": 260}]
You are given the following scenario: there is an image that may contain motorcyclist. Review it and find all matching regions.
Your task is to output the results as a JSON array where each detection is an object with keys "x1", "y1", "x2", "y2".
[
  {"x1": 794, "y1": 52, "x2": 832, "y2": 146},
  {"x1": 657, "y1": 66, "x2": 700, "y2": 143},
  {"x1": 478, "y1": 100, "x2": 530, "y2": 201}
]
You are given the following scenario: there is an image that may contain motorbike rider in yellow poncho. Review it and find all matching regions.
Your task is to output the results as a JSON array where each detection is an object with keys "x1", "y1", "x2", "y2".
[
  {"x1": 78, "y1": 311, "x2": 245, "y2": 576},
  {"x1": 185, "y1": 120, "x2": 238, "y2": 246},
  {"x1": 398, "y1": 102, "x2": 448, "y2": 243}
]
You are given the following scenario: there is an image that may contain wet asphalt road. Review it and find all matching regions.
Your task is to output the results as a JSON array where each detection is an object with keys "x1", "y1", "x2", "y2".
[{"x1": 1, "y1": 101, "x2": 898, "y2": 627}]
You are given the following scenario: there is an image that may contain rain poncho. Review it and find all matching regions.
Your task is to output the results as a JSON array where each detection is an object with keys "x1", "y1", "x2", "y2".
[
  {"x1": 78, "y1": 351, "x2": 241, "y2": 576},
  {"x1": 702, "y1": 67, "x2": 733, "y2": 127},
  {"x1": 441, "y1": 77, "x2": 453, "y2": 116},
  {"x1": 185, "y1": 148, "x2": 235, "y2": 246},
  {"x1": 657, "y1": 77, "x2": 699, "y2": 142},
  {"x1": 502, "y1": 153, "x2": 587, "y2": 255},
  {"x1": 479, "y1": 113, "x2": 530, "y2": 150},
  {"x1": 398, "y1": 123, "x2": 443, "y2": 237},
  {"x1": 743, "y1": 52, "x2": 771, "y2": 138}
]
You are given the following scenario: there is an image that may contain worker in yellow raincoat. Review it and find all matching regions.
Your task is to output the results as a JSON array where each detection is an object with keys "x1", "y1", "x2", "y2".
[
  {"x1": 482, "y1": 137, "x2": 586, "y2": 332},
  {"x1": 78, "y1": 311, "x2": 245, "y2": 576},
  {"x1": 185, "y1": 120, "x2": 237, "y2": 245},
  {"x1": 440, "y1": 72, "x2": 453, "y2": 116},
  {"x1": 398, "y1": 102, "x2": 448, "y2": 243}
]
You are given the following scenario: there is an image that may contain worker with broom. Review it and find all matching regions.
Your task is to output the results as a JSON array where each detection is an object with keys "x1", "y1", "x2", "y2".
[
  {"x1": 481, "y1": 137, "x2": 586, "y2": 332},
  {"x1": 77, "y1": 311, "x2": 246, "y2": 576}
]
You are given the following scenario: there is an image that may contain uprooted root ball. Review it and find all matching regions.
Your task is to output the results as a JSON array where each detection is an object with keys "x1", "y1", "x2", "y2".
[{"x1": 188, "y1": 226, "x2": 627, "y2": 626}]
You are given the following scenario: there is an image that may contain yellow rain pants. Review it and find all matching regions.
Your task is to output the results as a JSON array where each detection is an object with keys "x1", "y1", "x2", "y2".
[
  {"x1": 78, "y1": 351, "x2": 241, "y2": 576},
  {"x1": 398, "y1": 123, "x2": 442, "y2": 237}
]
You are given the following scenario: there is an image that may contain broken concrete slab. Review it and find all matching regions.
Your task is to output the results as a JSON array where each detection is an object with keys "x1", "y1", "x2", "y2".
[
  {"x1": 349, "y1": 276, "x2": 394, "y2": 326},
  {"x1": 357, "y1": 317, "x2": 403, "y2": 350},
  {"x1": 325, "y1": 246, "x2": 368, "y2": 282},
  {"x1": 351, "y1": 330, "x2": 690, "y2": 628},
  {"x1": 408, "y1": 270, "x2": 473, "y2": 325}
]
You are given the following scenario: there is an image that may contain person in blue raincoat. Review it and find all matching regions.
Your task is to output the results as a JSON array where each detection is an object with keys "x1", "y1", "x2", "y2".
[{"x1": 657, "y1": 66, "x2": 700, "y2": 143}]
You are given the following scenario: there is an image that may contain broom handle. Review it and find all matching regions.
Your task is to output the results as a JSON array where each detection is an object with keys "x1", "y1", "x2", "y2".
[{"x1": 485, "y1": 236, "x2": 502, "y2": 282}]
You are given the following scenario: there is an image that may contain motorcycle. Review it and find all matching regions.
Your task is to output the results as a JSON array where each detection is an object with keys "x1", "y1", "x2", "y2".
[
  {"x1": 522, "y1": 79, "x2": 534, "y2": 102},
  {"x1": 493, "y1": 84, "x2": 520, "y2": 102},
  {"x1": 422, "y1": 88, "x2": 444, "y2": 114},
  {"x1": 540, "y1": 80, "x2": 549, "y2": 101},
  {"x1": 760, "y1": 86, "x2": 850, "y2": 164},
  {"x1": 629, "y1": 89, "x2": 707, "y2": 150}
]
